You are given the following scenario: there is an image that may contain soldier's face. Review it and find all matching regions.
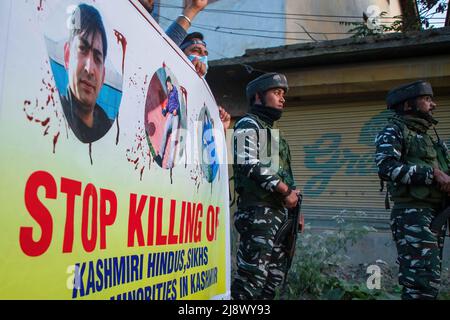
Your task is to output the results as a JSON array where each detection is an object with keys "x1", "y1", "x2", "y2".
[
  {"x1": 264, "y1": 88, "x2": 286, "y2": 110},
  {"x1": 416, "y1": 95, "x2": 436, "y2": 116}
]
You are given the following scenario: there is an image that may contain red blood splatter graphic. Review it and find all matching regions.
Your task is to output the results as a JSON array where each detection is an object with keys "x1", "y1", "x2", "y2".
[
  {"x1": 37, "y1": 0, "x2": 44, "y2": 11},
  {"x1": 41, "y1": 118, "x2": 50, "y2": 127},
  {"x1": 23, "y1": 60, "x2": 64, "y2": 154},
  {"x1": 114, "y1": 30, "x2": 127, "y2": 75},
  {"x1": 180, "y1": 86, "x2": 188, "y2": 110},
  {"x1": 116, "y1": 113, "x2": 120, "y2": 146},
  {"x1": 53, "y1": 132, "x2": 60, "y2": 154},
  {"x1": 129, "y1": 73, "x2": 138, "y2": 87},
  {"x1": 89, "y1": 143, "x2": 93, "y2": 165},
  {"x1": 24, "y1": 105, "x2": 34, "y2": 122},
  {"x1": 41, "y1": 79, "x2": 56, "y2": 107},
  {"x1": 126, "y1": 123, "x2": 150, "y2": 181},
  {"x1": 190, "y1": 166, "x2": 202, "y2": 191}
]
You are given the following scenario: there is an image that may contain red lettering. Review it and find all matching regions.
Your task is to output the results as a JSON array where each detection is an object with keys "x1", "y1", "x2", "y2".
[
  {"x1": 147, "y1": 196, "x2": 156, "y2": 246},
  {"x1": 156, "y1": 197, "x2": 167, "y2": 245},
  {"x1": 206, "y1": 206, "x2": 220, "y2": 242},
  {"x1": 99, "y1": 188, "x2": 117, "y2": 249},
  {"x1": 182, "y1": 202, "x2": 203, "y2": 243},
  {"x1": 168, "y1": 199, "x2": 178, "y2": 245},
  {"x1": 194, "y1": 203, "x2": 203, "y2": 243},
  {"x1": 215, "y1": 206, "x2": 220, "y2": 241},
  {"x1": 206, "y1": 205, "x2": 215, "y2": 242},
  {"x1": 60, "y1": 178, "x2": 82, "y2": 253},
  {"x1": 127, "y1": 194, "x2": 147, "y2": 247},
  {"x1": 81, "y1": 184, "x2": 97, "y2": 252},
  {"x1": 184, "y1": 202, "x2": 196, "y2": 243},
  {"x1": 20, "y1": 171, "x2": 57, "y2": 257},
  {"x1": 20, "y1": 173, "x2": 118, "y2": 255},
  {"x1": 178, "y1": 201, "x2": 186, "y2": 244}
]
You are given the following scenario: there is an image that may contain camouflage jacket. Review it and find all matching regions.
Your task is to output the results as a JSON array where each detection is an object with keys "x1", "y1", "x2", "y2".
[
  {"x1": 375, "y1": 114, "x2": 449, "y2": 208},
  {"x1": 233, "y1": 112, "x2": 296, "y2": 207}
]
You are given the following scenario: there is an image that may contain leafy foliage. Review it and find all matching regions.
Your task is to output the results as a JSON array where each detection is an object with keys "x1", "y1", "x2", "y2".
[
  {"x1": 340, "y1": 1, "x2": 448, "y2": 38},
  {"x1": 279, "y1": 214, "x2": 384, "y2": 299},
  {"x1": 417, "y1": 0, "x2": 448, "y2": 28},
  {"x1": 340, "y1": 11, "x2": 403, "y2": 38}
]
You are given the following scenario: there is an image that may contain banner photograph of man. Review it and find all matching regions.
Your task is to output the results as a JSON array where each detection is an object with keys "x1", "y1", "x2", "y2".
[
  {"x1": 44, "y1": 2, "x2": 123, "y2": 144},
  {"x1": 61, "y1": 3, "x2": 112, "y2": 143},
  {"x1": 144, "y1": 66, "x2": 187, "y2": 170}
]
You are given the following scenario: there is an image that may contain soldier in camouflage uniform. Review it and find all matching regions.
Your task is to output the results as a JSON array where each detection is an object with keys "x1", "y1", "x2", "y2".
[
  {"x1": 375, "y1": 80, "x2": 450, "y2": 300},
  {"x1": 231, "y1": 73, "x2": 300, "y2": 300}
]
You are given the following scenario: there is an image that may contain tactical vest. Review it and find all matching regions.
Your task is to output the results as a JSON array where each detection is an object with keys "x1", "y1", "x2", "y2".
[
  {"x1": 233, "y1": 113, "x2": 295, "y2": 207},
  {"x1": 387, "y1": 116, "x2": 450, "y2": 208}
]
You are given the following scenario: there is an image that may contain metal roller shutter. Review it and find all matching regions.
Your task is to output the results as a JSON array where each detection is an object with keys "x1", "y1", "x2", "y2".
[{"x1": 278, "y1": 97, "x2": 450, "y2": 229}]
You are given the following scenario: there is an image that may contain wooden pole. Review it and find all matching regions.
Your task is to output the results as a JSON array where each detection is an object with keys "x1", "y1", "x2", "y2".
[
  {"x1": 400, "y1": 0, "x2": 422, "y2": 31},
  {"x1": 446, "y1": 0, "x2": 450, "y2": 26}
]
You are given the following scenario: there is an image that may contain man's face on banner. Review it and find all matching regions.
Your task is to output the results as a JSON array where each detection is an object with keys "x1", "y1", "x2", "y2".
[{"x1": 65, "y1": 31, "x2": 105, "y2": 110}]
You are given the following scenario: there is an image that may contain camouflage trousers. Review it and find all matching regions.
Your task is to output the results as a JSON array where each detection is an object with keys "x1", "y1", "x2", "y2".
[
  {"x1": 391, "y1": 207, "x2": 446, "y2": 300},
  {"x1": 231, "y1": 206, "x2": 289, "y2": 300}
]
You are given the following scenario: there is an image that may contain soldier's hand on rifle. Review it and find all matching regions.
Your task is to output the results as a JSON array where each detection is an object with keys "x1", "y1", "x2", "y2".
[
  {"x1": 283, "y1": 190, "x2": 299, "y2": 209},
  {"x1": 276, "y1": 182, "x2": 298, "y2": 209},
  {"x1": 434, "y1": 168, "x2": 450, "y2": 193}
]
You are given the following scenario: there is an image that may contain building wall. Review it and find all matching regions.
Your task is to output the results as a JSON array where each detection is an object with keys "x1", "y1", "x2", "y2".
[
  {"x1": 279, "y1": 95, "x2": 450, "y2": 230},
  {"x1": 158, "y1": 0, "x2": 285, "y2": 60},
  {"x1": 278, "y1": 53, "x2": 450, "y2": 228},
  {"x1": 285, "y1": 0, "x2": 403, "y2": 44},
  {"x1": 158, "y1": 0, "x2": 402, "y2": 60},
  {"x1": 210, "y1": 28, "x2": 450, "y2": 268},
  {"x1": 211, "y1": 49, "x2": 450, "y2": 229}
]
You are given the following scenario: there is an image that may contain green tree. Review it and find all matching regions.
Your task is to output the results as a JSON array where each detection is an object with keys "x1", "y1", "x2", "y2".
[
  {"x1": 340, "y1": 0, "x2": 448, "y2": 38},
  {"x1": 340, "y1": 11, "x2": 403, "y2": 38},
  {"x1": 417, "y1": 0, "x2": 448, "y2": 28}
]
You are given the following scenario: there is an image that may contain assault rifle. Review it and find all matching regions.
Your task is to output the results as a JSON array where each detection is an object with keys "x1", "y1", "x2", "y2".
[
  {"x1": 430, "y1": 204, "x2": 450, "y2": 235},
  {"x1": 280, "y1": 192, "x2": 304, "y2": 292},
  {"x1": 430, "y1": 128, "x2": 450, "y2": 236}
]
